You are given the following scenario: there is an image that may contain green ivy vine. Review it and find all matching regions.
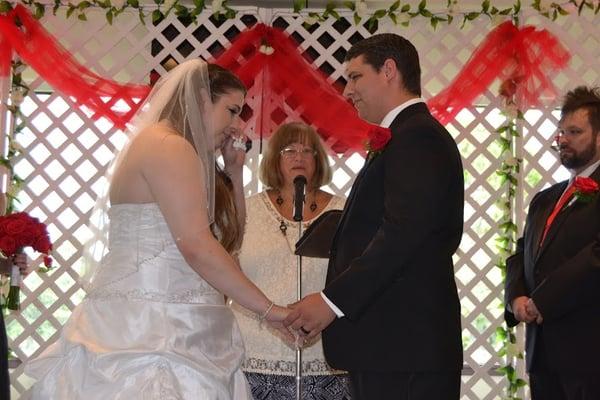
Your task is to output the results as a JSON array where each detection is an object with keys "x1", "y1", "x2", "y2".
[
  {"x1": 0, "y1": 60, "x2": 27, "y2": 216},
  {"x1": 495, "y1": 84, "x2": 526, "y2": 400},
  {"x1": 0, "y1": 0, "x2": 597, "y2": 31},
  {"x1": 0, "y1": 59, "x2": 29, "y2": 308}
]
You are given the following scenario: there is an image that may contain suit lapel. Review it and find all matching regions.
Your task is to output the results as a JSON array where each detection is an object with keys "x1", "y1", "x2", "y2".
[
  {"x1": 330, "y1": 103, "x2": 429, "y2": 254},
  {"x1": 535, "y1": 166, "x2": 600, "y2": 261},
  {"x1": 530, "y1": 201, "x2": 549, "y2": 263},
  {"x1": 533, "y1": 182, "x2": 568, "y2": 262},
  {"x1": 330, "y1": 157, "x2": 372, "y2": 248}
]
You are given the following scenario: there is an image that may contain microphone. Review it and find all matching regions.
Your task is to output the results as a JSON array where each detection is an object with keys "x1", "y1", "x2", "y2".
[{"x1": 293, "y1": 175, "x2": 307, "y2": 222}]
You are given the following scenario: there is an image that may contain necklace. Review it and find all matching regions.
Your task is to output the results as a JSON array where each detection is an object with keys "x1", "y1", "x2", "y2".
[
  {"x1": 278, "y1": 219, "x2": 311, "y2": 237},
  {"x1": 275, "y1": 190, "x2": 317, "y2": 213},
  {"x1": 279, "y1": 219, "x2": 288, "y2": 236},
  {"x1": 272, "y1": 190, "x2": 317, "y2": 237}
]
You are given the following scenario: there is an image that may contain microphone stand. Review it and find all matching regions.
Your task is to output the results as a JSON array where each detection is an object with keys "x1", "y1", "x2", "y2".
[
  {"x1": 292, "y1": 175, "x2": 306, "y2": 400},
  {"x1": 295, "y1": 218, "x2": 304, "y2": 400}
]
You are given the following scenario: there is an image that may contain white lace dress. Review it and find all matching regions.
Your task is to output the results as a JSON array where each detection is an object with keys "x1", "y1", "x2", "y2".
[
  {"x1": 25, "y1": 203, "x2": 250, "y2": 400},
  {"x1": 231, "y1": 192, "x2": 345, "y2": 376}
]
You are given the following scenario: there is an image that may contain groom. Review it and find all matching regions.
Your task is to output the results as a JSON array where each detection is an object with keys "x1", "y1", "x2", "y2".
[{"x1": 285, "y1": 33, "x2": 464, "y2": 399}]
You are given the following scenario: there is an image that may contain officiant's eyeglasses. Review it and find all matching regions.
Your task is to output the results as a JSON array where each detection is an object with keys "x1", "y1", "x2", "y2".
[{"x1": 280, "y1": 147, "x2": 317, "y2": 158}]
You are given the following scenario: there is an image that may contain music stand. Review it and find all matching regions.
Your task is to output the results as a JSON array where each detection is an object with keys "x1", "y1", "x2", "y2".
[{"x1": 295, "y1": 210, "x2": 342, "y2": 258}]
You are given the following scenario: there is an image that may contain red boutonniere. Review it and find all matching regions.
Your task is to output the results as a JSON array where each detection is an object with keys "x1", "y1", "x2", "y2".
[
  {"x1": 573, "y1": 176, "x2": 599, "y2": 203},
  {"x1": 364, "y1": 126, "x2": 392, "y2": 159}
]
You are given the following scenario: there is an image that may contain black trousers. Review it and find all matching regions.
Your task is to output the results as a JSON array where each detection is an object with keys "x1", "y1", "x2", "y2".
[
  {"x1": 530, "y1": 329, "x2": 600, "y2": 400},
  {"x1": 349, "y1": 370, "x2": 460, "y2": 400},
  {"x1": 530, "y1": 371, "x2": 600, "y2": 400},
  {"x1": 1, "y1": 312, "x2": 9, "y2": 400}
]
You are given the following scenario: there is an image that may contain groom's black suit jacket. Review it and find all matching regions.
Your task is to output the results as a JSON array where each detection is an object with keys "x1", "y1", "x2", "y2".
[
  {"x1": 505, "y1": 165, "x2": 600, "y2": 373},
  {"x1": 322, "y1": 103, "x2": 464, "y2": 372}
]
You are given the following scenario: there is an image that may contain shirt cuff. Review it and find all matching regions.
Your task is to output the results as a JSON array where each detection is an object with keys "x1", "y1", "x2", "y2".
[{"x1": 320, "y1": 292, "x2": 344, "y2": 318}]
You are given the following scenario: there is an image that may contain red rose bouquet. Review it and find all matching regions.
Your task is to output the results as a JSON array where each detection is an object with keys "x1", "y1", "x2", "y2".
[
  {"x1": 573, "y1": 176, "x2": 599, "y2": 203},
  {"x1": 0, "y1": 212, "x2": 53, "y2": 310}
]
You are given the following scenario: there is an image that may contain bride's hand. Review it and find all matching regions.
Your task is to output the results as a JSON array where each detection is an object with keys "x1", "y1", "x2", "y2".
[
  {"x1": 221, "y1": 128, "x2": 246, "y2": 177},
  {"x1": 265, "y1": 305, "x2": 297, "y2": 346}
]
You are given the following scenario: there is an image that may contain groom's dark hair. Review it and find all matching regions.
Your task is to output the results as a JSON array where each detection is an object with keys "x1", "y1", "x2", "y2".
[
  {"x1": 562, "y1": 86, "x2": 600, "y2": 133},
  {"x1": 345, "y1": 33, "x2": 421, "y2": 96}
]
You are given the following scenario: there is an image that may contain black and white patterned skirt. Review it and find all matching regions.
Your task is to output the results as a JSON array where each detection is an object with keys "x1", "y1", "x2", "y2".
[{"x1": 244, "y1": 371, "x2": 352, "y2": 400}]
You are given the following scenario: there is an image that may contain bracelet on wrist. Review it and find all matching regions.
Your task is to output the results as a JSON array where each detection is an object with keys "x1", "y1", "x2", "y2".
[{"x1": 258, "y1": 301, "x2": 275, "y2": 324}]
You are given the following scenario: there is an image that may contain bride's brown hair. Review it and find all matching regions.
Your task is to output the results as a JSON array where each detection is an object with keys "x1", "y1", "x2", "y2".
[{"x1": 207, "y1": 64, "x2": 246, "y2": 253}]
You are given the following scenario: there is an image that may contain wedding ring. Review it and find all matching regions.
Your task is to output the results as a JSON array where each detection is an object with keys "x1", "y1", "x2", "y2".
[{"x1": 300, "y1": 327, "x2": 310, "y2": 335}]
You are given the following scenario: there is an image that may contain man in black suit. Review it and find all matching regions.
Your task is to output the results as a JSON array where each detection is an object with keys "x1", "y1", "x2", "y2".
[
  {"x1": 0, "y1": 192, "x2": 29, "y2": 400},
  {"x1": 505, "y1": 86, "x2": 600, "y2": 400},
  {"x1": 0, "y1": 309, "x2": 8, "y2": 400},
  {"x1": 0, "y1": 192, "x2": 9, "y2": 400},
  {"x1": 284, "y1": 33, "x2": 464, "y2": 399}
]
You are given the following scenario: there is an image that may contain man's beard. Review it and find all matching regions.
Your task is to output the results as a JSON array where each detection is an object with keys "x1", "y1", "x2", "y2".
[{"x1": 560, "y1": 140, "x2": 597, "y2": 170}]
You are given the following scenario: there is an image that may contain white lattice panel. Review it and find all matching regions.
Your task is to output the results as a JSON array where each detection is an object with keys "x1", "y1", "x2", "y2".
[{"x1": 3, "y1": 4, "x2": 599, "y2": 399}]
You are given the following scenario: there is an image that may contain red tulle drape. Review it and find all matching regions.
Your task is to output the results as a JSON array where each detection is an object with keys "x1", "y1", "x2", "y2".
[
  {"x1": 214, "y1": 23, "x2": 376, "y2": 153},
  {"x1": 0, "y1": 5, "x2": 571, "y2": 152},
  {"x1": 428, "y1": 21, "x2": 571, "y2": 124},
  {"x1": 0, "y1": 4, "x2": 150, "y2": 129}
]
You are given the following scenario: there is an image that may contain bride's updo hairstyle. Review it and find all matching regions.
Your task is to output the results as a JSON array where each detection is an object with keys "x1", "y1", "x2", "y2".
[{"x1": 207, "y1": 64, "x2": 247, "y2": 253}]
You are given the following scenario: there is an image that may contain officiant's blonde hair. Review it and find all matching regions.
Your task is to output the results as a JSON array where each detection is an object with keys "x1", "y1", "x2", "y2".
[{"x1": 259, "y1": 122, "x2": 331, "y2": 190}]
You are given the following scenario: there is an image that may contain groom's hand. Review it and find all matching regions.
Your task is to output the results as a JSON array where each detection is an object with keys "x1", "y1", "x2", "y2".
[{"x1": 284, "y1": 293, "x2": 336, "y2": 339}]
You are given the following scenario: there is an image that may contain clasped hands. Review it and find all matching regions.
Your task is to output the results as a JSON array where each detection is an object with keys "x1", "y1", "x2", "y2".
[
  {"x1": 284, "y1": 293, "x2": 336, "y2": 341},
  {"x1": 512, "y1": 295, "x2": 543, "y2": 324},
  {"x1": 264, "y1": 293, "x2": 336, "y2": 348}
]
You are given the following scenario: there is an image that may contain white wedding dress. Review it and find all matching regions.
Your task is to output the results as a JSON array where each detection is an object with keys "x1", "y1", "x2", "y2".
[{"x1": 25, "y1": 203, "x2": 250, "y2": 399}]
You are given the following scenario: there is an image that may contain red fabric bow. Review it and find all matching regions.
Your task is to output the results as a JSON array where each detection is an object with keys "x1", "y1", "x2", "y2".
[
  {"x1": 0, "y1": 4, "x2": 150, "y2": 129},
  {"x1": 214, "y1": 23, "x2": 379, "y2": 153},
  {"x1": 428, "y1": 21, "x2": 570, "y2": 124}
]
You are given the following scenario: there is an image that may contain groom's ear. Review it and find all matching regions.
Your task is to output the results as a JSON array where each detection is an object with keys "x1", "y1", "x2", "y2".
[{"x1": 381, "y1": 59, "x2": 397, "y2": 79}]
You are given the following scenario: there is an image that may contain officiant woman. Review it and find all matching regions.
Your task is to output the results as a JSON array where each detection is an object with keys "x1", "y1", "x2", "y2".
[{"x1": 230, "y1": 122, "x2": 350, "y2": 398}]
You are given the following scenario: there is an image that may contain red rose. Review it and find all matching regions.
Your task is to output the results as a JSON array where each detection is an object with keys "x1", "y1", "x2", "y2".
[
  {"x1": 0, "y1": 219, "x2": 9, "y2": 234},
  {"x1": 0, "y1": 236, "x2": 18, "y2": 257},
  {"x1": 499, "y1": 79, "x2": 517, "y2": 98},
  {"x1": 18, "y1": 230, "x2": 37, "y2": 247},
  {"x1": 367, "y1": 126, "x2": 392, "y2": 152},
  {"x1": 34, "y1": 236, "x2": 52, "y2": 254},
  {"x1": 574, "y1": 176, "x2": 599, "y2": 194},
  {"x1": 43, "y1": 256, "x2": 53, "y2": 268},
  {"x1": 499, "y1": 75, "x2": 524, "y2": 99},
  {"x1": 32, "y1": 223, "x2": 46, "y2": 237},
  {"x1": 5, "y1": 218, "x2": 27, "y2": 235}
]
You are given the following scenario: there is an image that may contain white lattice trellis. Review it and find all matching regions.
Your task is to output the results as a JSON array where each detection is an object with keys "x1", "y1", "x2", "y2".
[{"x1": 3, "y1": 5, "x2": 600, "y2": 399}]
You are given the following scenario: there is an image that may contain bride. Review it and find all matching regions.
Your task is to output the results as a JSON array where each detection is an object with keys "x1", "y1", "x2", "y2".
[{"x1": 24, "y1": 59, "x2": 291, "y2": 399}]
